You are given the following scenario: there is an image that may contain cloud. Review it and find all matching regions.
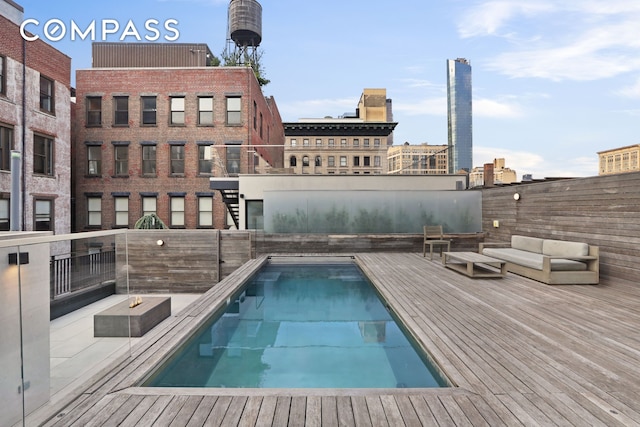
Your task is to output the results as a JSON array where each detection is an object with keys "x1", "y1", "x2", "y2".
[
  {"x1": 461, "y1": 1, "x2": 640, "y2": 81},
  {"x1": 616, "y1": 77, "x2": 640, "y2": 99},
  {"x1": 474, "y1": 98, "x2": 523, "y2": 118},
  {"x1": 393, "y1": 97, "x2": 446, "y2": 116},
  {"x1": 474, "y1": 146, "x2": 597, "y2": 178}
]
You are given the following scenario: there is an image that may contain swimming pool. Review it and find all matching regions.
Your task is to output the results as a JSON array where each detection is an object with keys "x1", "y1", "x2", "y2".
[{"x1": 144, "y1": 259, "x2": 449, "y2": 388}]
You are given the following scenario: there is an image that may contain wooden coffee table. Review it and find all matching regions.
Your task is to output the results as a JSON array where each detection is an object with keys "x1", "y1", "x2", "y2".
[{"x1": 442, "y1": 252, "x2": 507, "y2": 278}]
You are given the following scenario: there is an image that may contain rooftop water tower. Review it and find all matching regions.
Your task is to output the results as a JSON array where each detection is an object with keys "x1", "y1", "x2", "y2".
[{"x1": 226, "y1": 0, "x2": 262, "y2": 65}]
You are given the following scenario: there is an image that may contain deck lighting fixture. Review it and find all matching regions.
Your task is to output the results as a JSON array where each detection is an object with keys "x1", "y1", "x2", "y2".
[
  {"x1": 513, "y1": 193, "x2": 521, "y2": 201},
  {"x1": 8, "y1": 252, "x2": 29, "y2": 265},
  {"x1": 156, "y1": 239, "x2": 165, "y2": 247}
]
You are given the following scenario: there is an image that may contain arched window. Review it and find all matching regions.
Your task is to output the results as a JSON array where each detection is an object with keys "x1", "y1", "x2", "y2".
[
  {"x1": 289, "y1": 156, "x2": 297, "y2": 167},
  {"x1": 302, "y1": 156, "x2": 310, "y2": 167},
  {"x1": 315, "y1": 156, "x2": 322, "y2": 166}
]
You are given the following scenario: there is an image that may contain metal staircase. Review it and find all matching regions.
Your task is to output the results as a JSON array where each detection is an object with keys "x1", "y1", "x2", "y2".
[{"x1": 209, "y1": 149, "x2": 240, "y2": 228}]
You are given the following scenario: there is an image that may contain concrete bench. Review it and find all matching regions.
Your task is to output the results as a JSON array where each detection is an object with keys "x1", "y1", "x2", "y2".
[{"x1": 94, "y1": 296, "x2": 171, "y2": 337}]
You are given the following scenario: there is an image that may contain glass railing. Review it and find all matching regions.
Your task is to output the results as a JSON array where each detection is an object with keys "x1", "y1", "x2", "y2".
[{"x1": 0, "y1": 230, "x2": 130, "y2": 427}]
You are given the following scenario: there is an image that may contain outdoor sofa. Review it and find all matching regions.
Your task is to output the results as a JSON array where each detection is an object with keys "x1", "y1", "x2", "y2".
[{"x1": 479, "y1": 235, "x2": 599, "y2": 285}]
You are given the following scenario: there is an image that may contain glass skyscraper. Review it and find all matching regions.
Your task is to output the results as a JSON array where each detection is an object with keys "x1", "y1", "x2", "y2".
[{"x1": 447, "y1": 58, "x2": 472, "y2": 173}]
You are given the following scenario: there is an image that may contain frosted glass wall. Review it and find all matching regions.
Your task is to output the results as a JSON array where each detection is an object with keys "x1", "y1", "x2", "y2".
[{"x1": 264, "y1": 190, "x2": 481, "y2": 233}]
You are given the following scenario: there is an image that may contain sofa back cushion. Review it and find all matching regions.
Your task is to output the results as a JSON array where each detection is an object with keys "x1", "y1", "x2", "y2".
[
  {"x1": 511, "y1": 235, "x2": 544, "y2": 253},
  {"x1": 542, "y1": 239, "x2": 589, "y2": 257}
]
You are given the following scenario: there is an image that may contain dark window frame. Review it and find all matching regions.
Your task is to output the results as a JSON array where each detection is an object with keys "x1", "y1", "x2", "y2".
[
  {"x1": 198, "y1": 96, "x2": 214, "y2": 125},
  {"x1": 39, "y1": 75, "x2": 55, "y2": 114},
  {"x1": 0, "y1": 124, "x2": 13, "y2": 171},
  {"x1": 170, "y1": 96, "x2": 185, "y2": 126},
  {"x1": 0, "y1": 197, "x2": 9, "y2": 231},
  {"x1": 113, "y1": 144, "x2": 129, "y2": 177},
  {"x1": 34, "y1": 198, "x2": 54, "y2": 232},
  {"x1": 86, "y1": 96, "x2": 102, "y2": 127},
  {"x1": 141, "y1": 143, "x2": 157, "y2": 177},
  {"x1": 113, "y1": 96, "x2": 129, "y2": 126},
  {"x1": 198, "y1": 144, "x2": 212, "y2": 175},
  {"x1": 86, "y1": 144, "x2": 102, "y2": 176},
  {"x1": 170, "y1": 144, "x2": 185, "y2": 176},
  {"x1": 0, "y1": 55, "x2": 6, "y2": 96},
  {"x1": 226, "y1": 96, "x2": 242, "y2": 125},
  {"x1": 141, "y1": 96, "x2": 157, "y2": 126},
  {"x1": 33, "y1": 134, "x2": 54, "y2": 176}
]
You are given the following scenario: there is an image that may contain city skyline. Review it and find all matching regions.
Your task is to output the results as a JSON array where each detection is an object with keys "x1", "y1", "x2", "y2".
[{"x1": 15, "y1": 0, "x2": 640, "y2": 179}]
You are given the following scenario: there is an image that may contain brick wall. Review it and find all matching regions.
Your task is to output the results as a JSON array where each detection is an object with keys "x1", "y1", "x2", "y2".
[{"x1": 73, "y1": 66, "x2": 285, "y2": 231}]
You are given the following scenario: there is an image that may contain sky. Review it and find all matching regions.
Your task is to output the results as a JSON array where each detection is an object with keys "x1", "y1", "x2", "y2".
[{"x1": 15, "y1": 0, "x2": 640, "y2": 179}]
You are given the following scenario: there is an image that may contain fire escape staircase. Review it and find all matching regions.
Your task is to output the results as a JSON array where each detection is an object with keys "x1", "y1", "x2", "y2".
[{"x1": 210, "y1": 177, "x2": 240, "y2": 229}]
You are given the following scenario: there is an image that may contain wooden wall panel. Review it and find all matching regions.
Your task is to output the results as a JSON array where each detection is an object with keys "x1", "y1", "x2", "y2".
[{"x1": 482, "y1": 172, "x2": 640, "y2": 283}]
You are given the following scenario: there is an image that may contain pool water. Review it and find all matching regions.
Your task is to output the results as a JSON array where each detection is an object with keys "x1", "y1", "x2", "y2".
[{"x1": 145, "y1": 262, "x2": 449, "y2": 388}]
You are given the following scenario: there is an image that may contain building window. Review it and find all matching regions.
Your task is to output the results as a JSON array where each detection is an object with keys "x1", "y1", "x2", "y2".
[
  {"x1": 340, "y1": 156, "x2": 347, "y2": 167},
  {"x1": 290, "y1": 139, "x2": 297, "y2": 147},
  {"x1": 315, "y1": 139, "x2": 322, "y2": 147},
  {"x1": 364, "y1": 156, "x2": 371, "y2": 166},
  {"x1": 353, "y1": 156, "x2": 360, "y2": 167},
  {"x1": 198, "y1": 196, "x2": 213, "y2": 227},
  {"x1": 170, "y1": 196, "x2": 185, "y2": 227},
  {"x1": 33, "y1": 134, "x2": 54, "y2": 176},
  {"x1": 86, "y1": 96, "x2": 102, "y2": 126},
  {"x1": 114, "y1": 144, "x2": 129, "y2": 176},
  {"x1": 353, "y1": 138, "x2": 359, "y2": 147},
  {"x1": 226, "y1": 96, "x2": 241, "y2": 125},
  {"x1": 170, "y1": 144, "x2": 185, "y2": 175},
  {"x1": 226, "y1": 144, "x2": 241, "y2": 174},
  {"x1": 87, "y1": 145, "x2": 101, "y2": 176},
  {"x1": 0, "y1": 198, "x2": 8, "y2": 231},
  {"x1": 374, "y1": 138, "x2": 381, "y2": 147},
  {"x1": 328, "y1": 138, "x2": 335, "y2": 147},
  {"x1": 170, "y1": 97, "x2": 185, "y2": 125},
  {"x1": 39, "y1": 75, "x2": 54, "y2": 114},
  {"x1": 198, "y1": 144, "x2": 212, "y2": 174},
  {"x1": 141, "y1": 196, "x2": 156, "y2": 216},
  {"x1": 141, "y1": 96, "x2": 157, "y2": 125},
  {"x1": 142, "y1": 144, "x2": 157, "y2": 176},
  {"x1": 87, "y1": 196, "x2": 102, "y2": 227},
  {"x1": 302, "y1": 156, "x2": 309, "y2": 167},
  {"x1": 303, "y1": 139, "x2": 309, "y2": 147},
  {"x1": 328, "y1": 156, "x2": 335, "y2": 167},
  {"x1": 114, "y1": 96, "x2": 129, "y2": 126},
  {"x1": 364, "y1": 139, "x2": 370, "y2": 148},
  {"x1": 198, "y1": 96, "x2": 214, "y2": 125},
  {"x1": 0, "y1": 55, "x2": 5, "y2": 95},
  {"x1": 290, "y1": 156, "x2": 297, "y2": 167},
  {"x1": 259, "y1": 113, "x2": 263, "y2": 138},
  {"x1": 253, "y1": 100, "x2": 257, "y2": 129},
  {"x1": 340, "y1": 139, "x2": 347, "y2": 147},
  {"x1": 34, "y1": 199, "x2": 52, "y2": 231},
  {"x1": 0, "y1": 125, "x2": 13, "y2": 171},
  {"x1": 114, "y1": 196, "x2": 129, "y2": 227},
  {"x1": 315, "y1": 156, "x2": 322, "y2": 166},
  {"x1": 374, "y1": 156, "x2": 381, "y2": 167}
]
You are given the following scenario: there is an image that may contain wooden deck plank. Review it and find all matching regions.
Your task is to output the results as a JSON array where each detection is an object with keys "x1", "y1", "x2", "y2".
[
  {"x1": 220, "y1": 396, "x2": 249, "y2": 427},
  {"x1": 350, "y1": 396, "x2": 373, "y2": 427},
  {"x1": 304, "y1": 396, "x2": 321, "y2": 427},
  {"x1": 364, "y1": 396, "x2": 389, "y2": 427},
  {"x1": 272, "y1": 396, "x2": 292, "y2": 426},
  {"x1": 336, "y1": 396, "x2": 356, "y2": 427},
  {"x1": 320, "y1": 396, "x2": 339, "y2": 427},
  {"x1": 152, "y1": 395, "x2": 190, "y2": 426},
  {"x1": 255, "y1": 395, "x2": 277, "y2": 426},
  {"x1": 124, "y1": 394, "x2": 174, "y2": 427},
  {"x1": 118, "y1": 395, "x2": 161, "y2": 427},
  {"x1": 237, "y1": 396, "x2": 262, "y2": 427},
  {"x1": 288, "y1": 396, "x2": 307, "y2": 427},
  {"x1": 205, "y1": 395, "x2": 233, "y2": 426},
  {"x1": 185, "y1": 396, "x2": 218, "y2": 427}
]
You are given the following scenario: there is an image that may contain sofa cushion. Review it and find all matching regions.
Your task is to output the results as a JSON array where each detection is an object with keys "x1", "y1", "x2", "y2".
[
  {"x1": 483, "y1": 248, "x2": 588, "y2": 272},
  {"x1": 542, "y1": 239, "x2": 588, "y2": 257},
  {"x1": 483, "y1": 248, "x2": 543, "y2": 270},
  {"x1": 511, "y1": 235, "x2": 544, "y2": 253}
]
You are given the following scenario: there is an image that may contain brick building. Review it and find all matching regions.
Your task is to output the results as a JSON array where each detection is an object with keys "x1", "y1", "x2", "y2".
[
  {"x1": 387, "y1": 142, "x2": 449, "y2": 175},
  {"x1": 0, "y1": 0, "x2": 72, "y2": 233},
  {"x1": 73, "y1": 43, "x2": 284, "y2": 231}
]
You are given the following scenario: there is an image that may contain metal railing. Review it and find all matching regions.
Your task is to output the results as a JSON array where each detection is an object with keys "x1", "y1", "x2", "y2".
[{"x1": 50, "y1": 249, "x2": 116, "y2": 299}]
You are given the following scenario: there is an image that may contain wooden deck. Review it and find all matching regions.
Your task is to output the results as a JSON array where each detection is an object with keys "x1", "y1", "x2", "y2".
[{"x1": 31, "y1": 253, "x2": 640, "y2": 426}]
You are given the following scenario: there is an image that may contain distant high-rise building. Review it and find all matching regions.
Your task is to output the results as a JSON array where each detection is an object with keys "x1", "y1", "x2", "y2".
[{"x1": 447, "y1": 58, "x2": 472, "y2": 173}]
